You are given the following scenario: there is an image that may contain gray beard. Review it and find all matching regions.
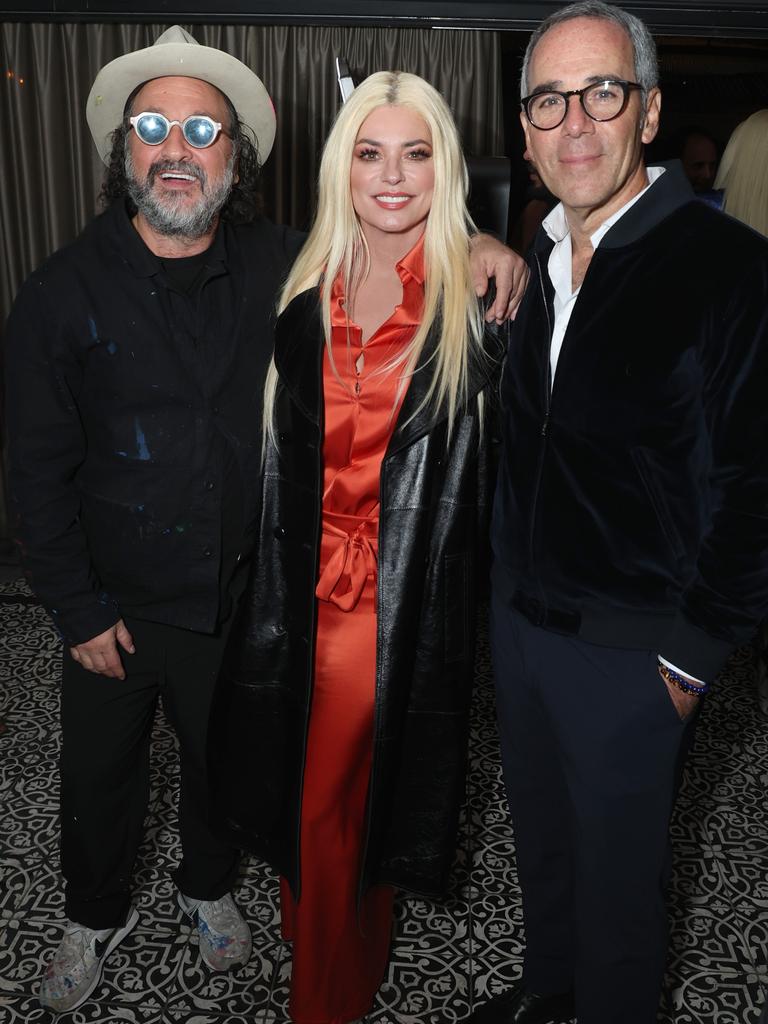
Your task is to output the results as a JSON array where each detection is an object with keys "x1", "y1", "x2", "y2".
[{"x1": 125, "y1": 151, "x2": 235, "y2": 239}]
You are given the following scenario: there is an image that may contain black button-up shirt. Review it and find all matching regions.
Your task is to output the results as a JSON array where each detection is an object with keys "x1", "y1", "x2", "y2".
[{"x1": 4, "y1": 200, "x2": 304, "y2": 644}]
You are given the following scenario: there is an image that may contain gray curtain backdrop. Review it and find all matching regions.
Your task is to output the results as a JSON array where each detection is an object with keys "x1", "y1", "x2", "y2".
[{"x1": 0, "y1": 20, "x2": 503, "y2": 539}]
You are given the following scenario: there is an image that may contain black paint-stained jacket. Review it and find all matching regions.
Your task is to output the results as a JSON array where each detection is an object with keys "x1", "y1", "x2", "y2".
[
  {"x1": 213, "y1": 289, "x2": 503, "y2": 899},
  {"x1": 492, "y1": 163, "x2": 768, "y2": 681},
  {"x1": 4, "y1": 201, "x2": 304, "y2": 643}
]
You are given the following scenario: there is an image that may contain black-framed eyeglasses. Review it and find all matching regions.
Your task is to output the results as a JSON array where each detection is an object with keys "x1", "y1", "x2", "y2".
[
  {"x1": 129, "y1": 111, "x2": 228, "y2": 149},
  {"x1": 521, "y1": 80, "x2": 643, "y2": 131}
]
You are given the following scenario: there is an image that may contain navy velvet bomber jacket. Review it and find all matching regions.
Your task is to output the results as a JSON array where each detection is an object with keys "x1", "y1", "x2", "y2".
[{"x1": 492, "y1": 162, "x2": 768, "y2": 681}]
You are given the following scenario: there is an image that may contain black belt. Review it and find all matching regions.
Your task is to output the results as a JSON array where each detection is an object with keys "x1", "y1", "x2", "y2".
[{"x1": 512, "y1": 591, "x2": 581, "y2": 635}]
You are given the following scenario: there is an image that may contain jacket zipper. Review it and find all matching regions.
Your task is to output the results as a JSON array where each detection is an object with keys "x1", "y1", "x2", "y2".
[{"x1": 528, "y1": 254, "x2": 553, "y2": 599}]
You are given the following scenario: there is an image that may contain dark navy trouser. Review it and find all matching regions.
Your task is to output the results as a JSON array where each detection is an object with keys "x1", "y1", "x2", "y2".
[{"x1": 490, "y1": 582, "x2": 697, "y2": 1024}]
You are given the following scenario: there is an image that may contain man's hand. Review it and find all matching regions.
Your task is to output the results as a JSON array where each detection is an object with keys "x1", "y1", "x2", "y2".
[
  {"x1": 663, "y1": 677, "x2": 701, "y2": 720},
  {"x1": 70, "y1": 619, "x2": 135, "y2": 680},
  {"x1": 469, "y1": 233, "x2": 530, "y2": 323}
]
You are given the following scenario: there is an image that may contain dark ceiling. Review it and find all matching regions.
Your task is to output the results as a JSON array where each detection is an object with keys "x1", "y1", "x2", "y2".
[{"x1": 1, "y1": 1, "x2": 768, "y2": 38}]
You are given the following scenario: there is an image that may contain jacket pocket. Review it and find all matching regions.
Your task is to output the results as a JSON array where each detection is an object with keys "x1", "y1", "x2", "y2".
[{"x1": 630, "y1": 447, "x2": 685, "y2": 561}]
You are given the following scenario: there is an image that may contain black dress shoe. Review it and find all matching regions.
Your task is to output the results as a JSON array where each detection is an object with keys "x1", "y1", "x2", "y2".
[{"x1": 467, "y1": 982, "x2": 575, "y2": 1024}]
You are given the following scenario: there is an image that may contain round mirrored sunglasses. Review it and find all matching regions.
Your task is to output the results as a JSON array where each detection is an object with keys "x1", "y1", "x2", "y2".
[{"x1": 129, "y1": 111, "x2": 226, "y2": 149}]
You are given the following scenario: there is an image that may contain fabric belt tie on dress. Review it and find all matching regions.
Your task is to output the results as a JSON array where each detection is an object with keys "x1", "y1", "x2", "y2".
[{"x1": 315, "y1": 514, "x2": 378, "y2": 612}]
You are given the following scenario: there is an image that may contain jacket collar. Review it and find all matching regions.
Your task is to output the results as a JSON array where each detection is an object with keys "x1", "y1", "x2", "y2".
[
  {"x1": 273, "y1": 289, "x2": 325, "y2": 425},
  {"x1": 273, "y1": 287, "x2": 499, "y2": 451},
  {"x1": 532, "y1": 160, "x2": 695, "y2": 257}
]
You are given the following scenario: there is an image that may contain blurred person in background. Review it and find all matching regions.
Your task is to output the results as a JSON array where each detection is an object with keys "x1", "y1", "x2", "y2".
[
  {"x1": 676, "y1": 125, "x2": 719, "y2": 193},
  {"x1": 714, "y1": 109, "x2": 768, "y2": 237},
  {"x1": 715, "y1": 108, "x2": 768, "y2": 714}
]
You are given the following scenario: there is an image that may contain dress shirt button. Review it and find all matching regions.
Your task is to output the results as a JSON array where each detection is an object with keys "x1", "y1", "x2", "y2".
[
  {"x1": 204, "y1": 480, "x2": 214, "y2": 491},
  {"x1": 212, "y1": 405, "x2": 220, "y2": 415},
  {"x1": 274, "y1": 526, "x2": 286, "y2": 540},
  {"x1": 203, "y1": 546, "x2": 213, "y2": 557}
]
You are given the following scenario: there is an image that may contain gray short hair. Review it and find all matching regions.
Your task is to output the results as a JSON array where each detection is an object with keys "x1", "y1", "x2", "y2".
[{"x1": 520, "y1": 1, "x2": 659, "y2": 100}]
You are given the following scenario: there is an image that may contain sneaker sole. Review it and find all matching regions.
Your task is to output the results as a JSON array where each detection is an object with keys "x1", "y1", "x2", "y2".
[{"x1": 38, "y1": 907, "x2": 140, "y2": 1013}]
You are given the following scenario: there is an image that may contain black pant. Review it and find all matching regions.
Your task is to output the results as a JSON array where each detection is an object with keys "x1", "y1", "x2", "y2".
[
  {"x1": 60, "y1": 612, "x2": 240, "y2": 929},
  {"x1": 490, "y1": 586, "x2": 697, "y2": 1024}
]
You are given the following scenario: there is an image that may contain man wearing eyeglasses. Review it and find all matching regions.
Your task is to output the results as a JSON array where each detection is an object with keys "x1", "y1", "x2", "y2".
[
  {"x1": 475, "y1": 3, "x2": 768, "y2": 1024},
  {"x1": 4, "y1": 26, "x2": 526, "y2": 1015}
]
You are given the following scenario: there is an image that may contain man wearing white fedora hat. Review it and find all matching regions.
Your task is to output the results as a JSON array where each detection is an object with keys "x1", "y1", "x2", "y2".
[
  {"x1": 5, "y1": 24, "x2": 525, "y2": 1014},
  {"x1": 5, "y1": 25, "x2": 298, "y2": 1013}
]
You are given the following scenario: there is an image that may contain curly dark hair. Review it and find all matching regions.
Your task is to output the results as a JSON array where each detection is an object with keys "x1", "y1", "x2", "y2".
[{"x1": 99, "y1": 85, "x2": 264, "y2": 224}]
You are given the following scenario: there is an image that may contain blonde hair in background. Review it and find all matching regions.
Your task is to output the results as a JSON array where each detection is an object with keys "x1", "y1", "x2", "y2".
[
  {"x1": 263, "y1": 70, "x2": 484, "y2": 444},
  {"x1": 714, "y1": 109, "x2": 768, "y2": 238}
]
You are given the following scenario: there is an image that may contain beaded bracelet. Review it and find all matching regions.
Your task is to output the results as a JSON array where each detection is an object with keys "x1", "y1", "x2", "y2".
[{"x1": 658, "y1": 662, "x2": 710, "y2": 696}]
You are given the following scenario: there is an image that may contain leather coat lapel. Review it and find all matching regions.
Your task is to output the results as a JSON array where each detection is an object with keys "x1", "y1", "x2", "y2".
[
  {"x1": 388, "y1": 320, "x2": 502, "y2": 457},
  {"x1": 273, "y1": 289, "x2": 324, "y2": 425},
  {"x1": 387, "y1": 325, "x2": 441, "y2": 456}
]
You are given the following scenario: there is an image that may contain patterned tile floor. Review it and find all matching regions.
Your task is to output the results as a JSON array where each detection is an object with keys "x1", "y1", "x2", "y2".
[{"x1": 2, "y1": 575, "x2": 768, "y2": 1023}]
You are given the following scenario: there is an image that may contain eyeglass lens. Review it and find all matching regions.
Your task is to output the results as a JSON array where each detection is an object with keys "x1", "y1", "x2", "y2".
[
  {"x1": 527, "y1": 82, "x2": 628, "y2": 130},
  {"x1": 133, "y1": 113, "x2": 219, "y2": 148}
]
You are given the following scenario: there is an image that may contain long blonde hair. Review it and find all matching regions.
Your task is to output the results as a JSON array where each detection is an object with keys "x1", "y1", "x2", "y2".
[
  {"x1": 714, "y1": 109, "x2": 768, "y2": 237},
  {"x1": 263, "y1": 70, "x2": 484, "y2": 443}
]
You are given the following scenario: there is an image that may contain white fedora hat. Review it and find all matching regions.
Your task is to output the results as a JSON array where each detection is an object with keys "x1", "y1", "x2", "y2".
[{"x1": 86, "y1": 25, "x2": 276, "y2": 164}]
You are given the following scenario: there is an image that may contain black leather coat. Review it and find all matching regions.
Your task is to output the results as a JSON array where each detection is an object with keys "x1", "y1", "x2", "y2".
[{"x1": 213, "y1": 288, "x2": 502, "y2": 899}]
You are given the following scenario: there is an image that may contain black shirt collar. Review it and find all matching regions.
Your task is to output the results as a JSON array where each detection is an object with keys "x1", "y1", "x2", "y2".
[
  {"x1": 107, "y1": 198, "x2": 228, "y2": 278},
  {"x1": 599, "y1": 161, "x2": 695, "y2": 249}
]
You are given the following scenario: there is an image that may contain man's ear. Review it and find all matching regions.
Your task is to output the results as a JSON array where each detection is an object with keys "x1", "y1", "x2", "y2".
[
  {"x1": 641, "y1": 87, "x2": 661, "y2": 145},
  {"x1": 520, "y1": 109, "x2": 533, "y2": 155},
  {"x1": 520, "y1": 108, "x2": 530, "y2": 138}
]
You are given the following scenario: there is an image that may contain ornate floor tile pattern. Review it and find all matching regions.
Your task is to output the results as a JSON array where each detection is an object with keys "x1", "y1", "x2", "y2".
[
  {"x1": 2, "y1": 576, "x2": 768, "y2": 1021},
  {"x1": 469, "y1": 892, "x2": 525, "y2": 1002}
]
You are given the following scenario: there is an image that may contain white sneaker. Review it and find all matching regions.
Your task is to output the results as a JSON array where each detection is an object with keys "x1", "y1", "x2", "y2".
[
  {"x1": 38, "y1": 908, "x2": 139, "y2": 1012},
  {"x1": 177, "y1": 891, "x2": 251, "y2": 971}
]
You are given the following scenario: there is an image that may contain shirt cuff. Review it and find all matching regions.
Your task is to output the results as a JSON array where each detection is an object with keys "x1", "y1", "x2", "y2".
[{"x1": 658, "y1": 656, "x2": 705, "y2": 687}]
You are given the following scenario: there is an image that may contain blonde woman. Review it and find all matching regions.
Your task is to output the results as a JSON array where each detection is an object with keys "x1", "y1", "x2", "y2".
[
  {"x1": 714, "y1": 109, "x2": 768, "y2": 237},
  {"x1": 215, "y1": 71, "x2": 504, "y2": 1023}
]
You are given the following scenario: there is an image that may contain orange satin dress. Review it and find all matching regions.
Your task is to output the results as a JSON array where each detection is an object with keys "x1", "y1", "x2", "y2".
[{"x1": 279, "y1": 237, "x2": 425, "y2": 1024}]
